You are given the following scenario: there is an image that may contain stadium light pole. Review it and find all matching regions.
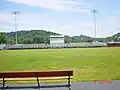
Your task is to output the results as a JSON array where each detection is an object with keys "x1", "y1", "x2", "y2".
[
  {"x1": 92, "y1": 9, "x2": 98, "y2": 42},
  {"x1": 13, "y1": 11, "x2": 20, "y2": 44}
]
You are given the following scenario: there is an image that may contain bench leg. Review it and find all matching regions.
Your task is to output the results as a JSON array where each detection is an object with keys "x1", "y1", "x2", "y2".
[
  {"x1": 68, "y1": 76, "x2": 71, "y2": 90},
  {"x1": 68, "y1": 76, "x2": 70, "y2": 86},
  {"x1": 37, "y1": 76, "x2": 40, "y2": 88},
  {"x1": 68, "y1": 86, "x2": 71, "y2": 90},
  {"x1": 3, "y1": 78, "x2": 5, "y2": 90}
]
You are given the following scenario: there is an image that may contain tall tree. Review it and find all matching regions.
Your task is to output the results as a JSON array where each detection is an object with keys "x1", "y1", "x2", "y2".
[
  {"x1": 23, "y1": 38, "x2": 32, "y2": 44},
  {"x1": 0, "y1": 32, "x2": 6, "y2": 44}
]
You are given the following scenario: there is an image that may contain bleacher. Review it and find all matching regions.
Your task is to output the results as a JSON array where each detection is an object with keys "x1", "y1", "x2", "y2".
[
  {"x1": 0, "y1": 44, "x2": 6, "y2": 50},
  {"x1": 92, "y1": 41, "x2": 107, "y2": 47},
  {"x1": 0, "y1": 42, "x2": 106, "y2": 50}
]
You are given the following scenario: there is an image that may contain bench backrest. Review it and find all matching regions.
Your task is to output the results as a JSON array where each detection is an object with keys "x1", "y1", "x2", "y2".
[{"x1": 0, "y1": 71, "x2": 73, "y2": 78}]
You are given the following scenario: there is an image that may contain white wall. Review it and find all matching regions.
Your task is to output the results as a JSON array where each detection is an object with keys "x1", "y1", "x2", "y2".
[{"x1": 50, "y1": 38, "x2": 64, "y2": 44}]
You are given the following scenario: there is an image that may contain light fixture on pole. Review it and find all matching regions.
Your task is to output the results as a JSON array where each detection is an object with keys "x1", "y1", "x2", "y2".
[
  {"x1": 13, "y1": 11, "x2": 20, "y2": 44},
  {"x1": 92, "y1": 9, "x2": 98, "y2": 42}
]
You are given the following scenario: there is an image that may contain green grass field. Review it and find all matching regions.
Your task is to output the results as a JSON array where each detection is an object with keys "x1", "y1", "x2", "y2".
[{"x1": 0, "y1": 47, "x2": 120, "y2": 82}]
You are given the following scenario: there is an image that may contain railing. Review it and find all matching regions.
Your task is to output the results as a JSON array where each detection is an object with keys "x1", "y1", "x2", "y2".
[{"x1": 0, "y1": 42, "x2": 106, "y2": 50}]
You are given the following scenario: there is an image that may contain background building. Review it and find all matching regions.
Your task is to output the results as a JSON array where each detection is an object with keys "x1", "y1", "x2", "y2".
[
  {"x1": 107, "y1": 42, "x2": 120, "y2": 47},
  {"x1": 50, "y1": 35, "x2": 64, "y2": 45}
]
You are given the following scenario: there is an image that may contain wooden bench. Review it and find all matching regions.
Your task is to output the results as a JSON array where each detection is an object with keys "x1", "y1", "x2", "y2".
[{"x1": 0, "y1": 70, "x2": 73, "y2": 90}]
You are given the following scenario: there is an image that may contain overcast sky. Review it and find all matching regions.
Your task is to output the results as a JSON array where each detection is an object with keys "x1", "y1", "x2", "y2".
[{"x1": 0, "y1": 0, "x2": 120, "y2": 37}]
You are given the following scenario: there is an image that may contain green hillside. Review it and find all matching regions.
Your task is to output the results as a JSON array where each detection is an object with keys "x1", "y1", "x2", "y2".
[
  {"x1": 5, "y1": 30, "x2": 60, "y2": 44},
  {"x1": 0, "y1": 30, "x2": 120, "y2": 44},
  {"x1": 106, "y1": 32, "x2": 120, "y2": 42}
]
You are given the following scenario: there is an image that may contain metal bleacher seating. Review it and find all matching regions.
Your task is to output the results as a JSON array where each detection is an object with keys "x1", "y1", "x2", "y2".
[{"x1": 0, "y1": 42, "x2": 106, "y2": 50}]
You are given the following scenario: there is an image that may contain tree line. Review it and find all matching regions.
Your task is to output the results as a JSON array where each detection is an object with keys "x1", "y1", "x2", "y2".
[{"x1": 0, "y1": 30, "x2": 120, "y2": 44}]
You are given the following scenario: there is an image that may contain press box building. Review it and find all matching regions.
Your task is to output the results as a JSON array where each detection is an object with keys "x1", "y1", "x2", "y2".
[{"x1": 50, "y1": 35, "x2": 64, "y2": 46}]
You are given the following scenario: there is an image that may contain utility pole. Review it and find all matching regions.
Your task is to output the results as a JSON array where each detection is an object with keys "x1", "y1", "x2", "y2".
[
  {"x1": 92, "y1": 9, "x2": 97, "y2": 42},
  {"x1": 13, "y1": 11, "x2": 20, "y2": 44}
]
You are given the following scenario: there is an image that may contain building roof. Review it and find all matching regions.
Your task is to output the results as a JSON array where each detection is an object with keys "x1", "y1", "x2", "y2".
[{"x1": 50, "y1": 35, "x2": 64, "y2": 38}]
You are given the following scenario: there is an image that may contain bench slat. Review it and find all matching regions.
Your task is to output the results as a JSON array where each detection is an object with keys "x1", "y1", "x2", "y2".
[
  {"x1": 0, "y1": 77, "x2": 73, "y2": 81},
  {"x1": 37, "y1": 71, "x2": 73, "y2": 77},
  {"x1": 0, "y1": 71, "x2": 73, "y2": 78}
]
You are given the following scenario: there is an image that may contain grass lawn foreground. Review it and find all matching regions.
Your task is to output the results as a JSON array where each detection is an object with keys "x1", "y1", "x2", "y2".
[{"x1": 0, "y1": 47, "x2": 120, "y2": 83}]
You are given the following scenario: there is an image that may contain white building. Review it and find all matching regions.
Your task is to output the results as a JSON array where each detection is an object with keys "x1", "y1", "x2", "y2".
[{"x1": 50, "y1": 35, "x2": 64, "y2": 45}]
